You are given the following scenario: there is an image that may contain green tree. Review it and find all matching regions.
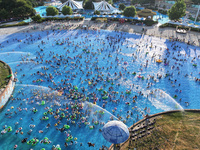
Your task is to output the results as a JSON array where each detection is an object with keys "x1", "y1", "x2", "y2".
[
  {"x1": 46, "y1": 6, "x2": 59, "y2": 16},
  {"x1": 123, "y1": 6, "x2": 136, "y2": 17},
  {"x1": 192, "y1": 0, "x2": 200, "y2": 5},
  {"x1": 107, "y1": 0, "x2": 113, "y2": 4},
  {"x1": 0, "y1": 0, "x2": 36, "y2": 19},
  {"x1": 62, "y1": 5, "x2": 73, "y2": 15},
  {"x1": 32, "y1": 14, "x2": 42, "y2": 22},
  {"x1": 94, "y1": 10, "x2": 100, "y2": 15},
  {"x1": 13, "y1": 3, "x2": 35, "y2": 18},
  {"x1": 0, "y1": 8, "x2": 9, "y2": 19},
  {"x1": 119, "y1": 3, "x2": 126, "y2": 11},
  {"x1": 84, "y1": 0, "x2": 94, "y2": 9},
  {"x1": 131, "y1": 0, "x2": 139, "y2": 5},
  {"x1": 168, "y1": 0, "x2": 186, "y2": 20}
]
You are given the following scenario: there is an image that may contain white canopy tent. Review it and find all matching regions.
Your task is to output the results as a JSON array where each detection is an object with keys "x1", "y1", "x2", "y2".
[
  {"x1": 93, "y1": 0, "x2": 119, "y2": 13},
  {"x1": 57, "y1": 0, "x2": 83, "y2": 11}
]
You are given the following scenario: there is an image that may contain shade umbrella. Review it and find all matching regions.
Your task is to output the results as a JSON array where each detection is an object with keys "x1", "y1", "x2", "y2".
[{"x1": 102, "y1": 120, "x2": 129, "y2": 144}]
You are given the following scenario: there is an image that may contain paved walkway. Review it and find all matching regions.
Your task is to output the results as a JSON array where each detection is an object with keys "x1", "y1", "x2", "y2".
[{"x1": 0, "y1": 20, "x2": 199, "y2": 46}]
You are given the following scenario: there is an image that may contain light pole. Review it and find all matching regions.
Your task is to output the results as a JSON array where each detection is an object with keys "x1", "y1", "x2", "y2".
[{"x1": 194, "y1": 4, "x2": 200, "y2": 24}]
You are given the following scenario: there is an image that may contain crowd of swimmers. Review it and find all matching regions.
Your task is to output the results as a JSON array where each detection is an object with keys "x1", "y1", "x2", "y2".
[{"x1": 1, "y1": 27, "x2": 199, "y2": 149}]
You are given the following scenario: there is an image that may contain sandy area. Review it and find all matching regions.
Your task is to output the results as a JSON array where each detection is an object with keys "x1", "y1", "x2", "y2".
[{"x1": 0, "y1": 20, "x2": 200, "y2": 46}]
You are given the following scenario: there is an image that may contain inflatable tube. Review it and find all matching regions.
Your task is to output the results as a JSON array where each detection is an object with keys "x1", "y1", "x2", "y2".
[
  {"x1": 64, "y1": 125, "x2": 70, "y2": 129},
  {"x1": 193, "y1": 64, "x2": 197, "y2": 67},
  {"x1": 42, "y1": 117, "x2": 49, "y2": 120},
  {"x1": 156, "y1": 59, "x2": 163, "y2": 63},
  {"x1": 132, "y1": 72, "x2": 136, "y2": 75},
  {"x1": 27, "y1": 138, "x2": 39, "y2": 146},
  {"x1": 89, "y1": 126, "x2": 94, "y2": 129},
  {"x1": 5, "y1": 126, "x2": 12, "y2": 132},
  {"x1": 48, "y1": 108, "x2": 52, "y2": 113},
  {"x1": 94, "y1": 121, "x2": 99, "y2": 125},
  {"x1": 125, "y1": 91, "x2": 131, "y2": 94},
  {"x1": 102, "y1": 96, "x2": 108, "y2": 100},
  {"x1": 61, "y1": 113, "x2": 65, "y2": 118},
  {"x1": 98, "y1": 88, "x2": 103, "y2": 91},
  {"x1": 41, "y1": 101, "x2": 45, "y2": 105},
  {"x1": 33, "y1": 109, "x2": 38, "y2": 113},
  {"x1": 74, "y1": 86, "x2": 78, "y2": 90},
  {"x1": 43, "y1": 137, "x2": 50, "y2": 144},
  {"x1": 99, "y1": 110, "x2": 105, "y2": 114},
  {"x1": 66, "y1": 136, "x2": 73, "y2": 142},
  {"x1": 32, "y1": 139, "x2": 39, "y2": 146}
]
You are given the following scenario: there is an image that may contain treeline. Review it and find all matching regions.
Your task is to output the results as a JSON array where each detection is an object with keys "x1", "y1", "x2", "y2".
[
  {"x1": 191, "y1": 0, "x2": 200, "y2": 5},
  {"x1": 0, "y1": 0, "x2": 43, "y2": 20}
]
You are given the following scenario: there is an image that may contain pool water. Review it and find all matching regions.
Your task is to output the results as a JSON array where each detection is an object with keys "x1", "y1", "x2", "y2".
[
  {"x1": 0, "y1": 29, "x2": 200, "y2": 150},
  {"x1": 34, "y1": 6, "x2": 48, "y2": 16},
  {"x1": 153, "y1": 12, "x2": 170, "y2": 24},
  {"x1": 33, "y1": 5, "x2": 200, "y2": 25}
]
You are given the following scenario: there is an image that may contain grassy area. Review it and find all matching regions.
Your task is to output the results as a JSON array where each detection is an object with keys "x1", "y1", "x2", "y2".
[
  {"x1": 121, "y1": 111, "x2": 200, "y2": 150},
  {"x1": 0, "y1": 21, "x2": 29, "y2": 28},
  {"x1": 0, "y1": 61, "x2": 11, "y2": 89}
]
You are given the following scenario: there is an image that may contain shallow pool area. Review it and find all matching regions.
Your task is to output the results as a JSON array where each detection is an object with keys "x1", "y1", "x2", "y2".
[
  {"x1": 34, "y1": 6, "x2": 48, "y2": 16},
  {"x1": 0, "y1": 29, "x2": 200, "y2": 150}
]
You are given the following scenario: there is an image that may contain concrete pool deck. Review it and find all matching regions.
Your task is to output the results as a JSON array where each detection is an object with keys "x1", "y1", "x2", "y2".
[{"x1": 0, "y1": 20, "x2": 200, "y2": 47}]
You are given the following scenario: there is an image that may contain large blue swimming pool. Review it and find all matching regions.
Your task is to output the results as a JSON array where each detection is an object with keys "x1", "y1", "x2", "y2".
[{"x1": 0, "y1": 29, "x2": 200, "y2": 150}]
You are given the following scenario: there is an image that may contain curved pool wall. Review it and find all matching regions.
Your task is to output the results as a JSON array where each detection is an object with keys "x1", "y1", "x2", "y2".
[{"x1": 0, "y1": 60, "x2": 15, "y2": 110}]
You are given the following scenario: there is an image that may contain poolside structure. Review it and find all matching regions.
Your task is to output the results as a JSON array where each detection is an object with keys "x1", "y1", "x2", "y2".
[
  {"x1": 102, "y1": 120, "x2": 129, "y2": 150},
  {"x1": 93, "y1": 0, "x2": 120, "y2": 14},
  {"x1": 0, "y1": 61, "x2": 15, "y2": 110},
  {"x1": 57, "y1": 0, "x2": 83, "y2": 11},
  {"x1": 137, "y1": 9, "x2": 156, "y2": 20}
]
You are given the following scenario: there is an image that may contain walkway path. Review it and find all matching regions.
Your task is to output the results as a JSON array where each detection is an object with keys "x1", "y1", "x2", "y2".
[{"x1": 0, "y1": 20, "x2": 199, "y2": 46}]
